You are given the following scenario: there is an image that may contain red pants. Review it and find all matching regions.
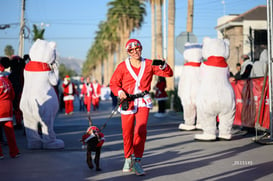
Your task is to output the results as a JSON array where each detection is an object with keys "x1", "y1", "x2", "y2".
[
  {"x1": 92, "y1": 97, "x2": 100, "y2": 110},
  {"x1": 121, "y1": 107, "x2": 149, "y2": 158},
  {"x1": 64, "y1": 100, "x2": 74, "y2": 114},
  {"x1": 0, "y1": 121, "x2": 19, "y2": 157},
  {"x1": 84, "y1": 96, "x2": 92, "y2": 112}
]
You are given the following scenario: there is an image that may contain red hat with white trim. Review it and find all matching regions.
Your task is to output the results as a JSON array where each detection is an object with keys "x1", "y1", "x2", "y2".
[
  {"x1": 64, "y1": 75, "x2": 71, "y2": 81},
  {"x1": 125, "y1": 39, "x2": 142, "y2": 50}
]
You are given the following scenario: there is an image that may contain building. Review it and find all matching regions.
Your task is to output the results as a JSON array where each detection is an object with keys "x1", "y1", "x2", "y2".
[{"x1": 215, "y1": 5, "x2": 267, "y2": 75}]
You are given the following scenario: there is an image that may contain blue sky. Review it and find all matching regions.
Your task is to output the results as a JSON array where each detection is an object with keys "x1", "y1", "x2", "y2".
[{"x1": 0, "y1": 0, "x2": 267, "y2": 65}]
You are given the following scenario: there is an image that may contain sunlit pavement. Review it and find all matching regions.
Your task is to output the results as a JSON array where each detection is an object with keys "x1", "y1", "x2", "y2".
[{"x1": 1, "y1": 100, "x2": 273, "y2": 181}]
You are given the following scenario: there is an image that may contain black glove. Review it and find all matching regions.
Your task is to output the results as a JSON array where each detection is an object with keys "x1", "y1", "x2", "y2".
[{"x1": 121, "y1": 99, "x2": 129, "y2": 110}]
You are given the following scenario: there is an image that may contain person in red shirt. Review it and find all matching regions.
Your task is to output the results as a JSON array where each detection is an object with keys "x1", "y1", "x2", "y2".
[
  {"x1": 92, "y1": 79, "x2": 101, "y2": 111},
  {"x1": 62, "y1": 75, "x2": 76, "y2": 115},
  {"x1": 0, "y1": 63, "x2": 20, "y2": 159},
  {"x1": 110, "y1": 39, "x2": 173, "y2": 176},
  {"x1": 81, "y1": 77, "x2": 94, "y2": 114}
]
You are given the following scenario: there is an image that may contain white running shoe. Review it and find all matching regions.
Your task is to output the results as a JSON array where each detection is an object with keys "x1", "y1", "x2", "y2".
[{"x1": 122, "y1": 158, "x2": 133, "y2": 172}]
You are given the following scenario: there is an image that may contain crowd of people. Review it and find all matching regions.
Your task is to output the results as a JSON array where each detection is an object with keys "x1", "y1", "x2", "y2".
[
  {"x1": 60, "y1": 75, "x2": 102, "y2": 115},
  {"x1": 230, "y1": 44, "x2": 268, "y2": 81}
]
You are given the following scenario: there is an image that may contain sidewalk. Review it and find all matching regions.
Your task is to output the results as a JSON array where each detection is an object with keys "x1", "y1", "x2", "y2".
[{"x1": 1, "y1": 100, "x2": 273, "y2": 181}]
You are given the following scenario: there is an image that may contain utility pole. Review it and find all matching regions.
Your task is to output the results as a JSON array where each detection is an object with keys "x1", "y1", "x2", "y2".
[
  {"x1": 186, "y1": 0, "x2": 193, "y2": 41},
  {"x1": 163, "y1": 0, "x2": 167, "y2": 59},
  {"x1": 19, "y1": 0, "x2": 25, "y2": 57}
]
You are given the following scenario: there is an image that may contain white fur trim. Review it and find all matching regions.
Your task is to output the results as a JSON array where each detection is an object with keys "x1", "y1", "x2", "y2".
[
  {"x1": 63, "y1": 95, "x2": 74, "y2": 101},
  {"x1": 159, "y1": 62, "x2": 167, "y2": 70},
  {"x1": 118, "y1": 90, "x2": 124, "y2": 97},
  {"x1": 0, "y1": 117, "x2": 13, "y2": 122}
]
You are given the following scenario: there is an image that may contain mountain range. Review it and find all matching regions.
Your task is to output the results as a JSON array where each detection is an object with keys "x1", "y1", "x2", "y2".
[{"x1": 58, "y1": 56, "x2": 84, "y2": 75}]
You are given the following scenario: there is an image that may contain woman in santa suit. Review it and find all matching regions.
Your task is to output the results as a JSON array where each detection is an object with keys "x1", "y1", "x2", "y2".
[
  {"x1": 0, "y1": 63, "x2": 20, "y2": 159},
  {"x1": 91, "y1": 79, "x2": 101, "y2": 111},
  {"x1": 81, "y1": 77, "x2": 94, "y2": 114},
  {"x1": 110, "y1": 39, "x2": 173, "y2": 176}
]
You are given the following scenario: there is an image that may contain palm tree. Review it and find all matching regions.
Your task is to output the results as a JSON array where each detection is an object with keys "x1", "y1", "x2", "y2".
[
  {"x1": 4, "y1": 45, "x2": 14, "y2": 57},
  {"x1": 32, "y1": 24, "x2": 45, "y2": 41},
  {"x1": 86, "y1": 35, "x2": 106, "y2": 83},
  {"x1": 83, "y1": 0, "x2": 146, "y2": 81},
  {"x1": 145, "y1": 0, "x2": 163, "y2": 91},
  {"x1": 155, "y1": 0, "x2": 163, "y2": 58},
  {"x1": 167, "y1": 0, "x2": 175, "y2": 91},
  {"x1": 98, "y1": 20, "x2": 119, "y2": 85},
  {"x1": 146, "y1": 0, "x2": 156, "y2": 59},
  {"x1": 107, "y1": 0, "x2": 146, "y2": 62}
]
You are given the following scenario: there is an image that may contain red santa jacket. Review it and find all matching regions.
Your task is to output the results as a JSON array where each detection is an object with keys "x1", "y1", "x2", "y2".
[
  {"x1": 154, "y1": 80, "x2": 168, "y2": 101},
  {"x1": 62, "y1": 82, "x2": 76, "y2": 101},
  {"x1": 0, "y1": 74, "x2": 15, "y2": 122},
  {"x1": 81, "y1": 82, "x2": 94, "y2": 103},
  {"x1": 92, "y1": 82, "x2": 101, "y2": 99},
  {"x1": 110, "y1": 58, "x2": 173, "y2": 114}
]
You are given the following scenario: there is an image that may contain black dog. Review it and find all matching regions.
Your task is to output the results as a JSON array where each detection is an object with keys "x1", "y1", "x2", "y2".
[{"x1": 81, "y1": 116, "x2": 104, "y2": 171}]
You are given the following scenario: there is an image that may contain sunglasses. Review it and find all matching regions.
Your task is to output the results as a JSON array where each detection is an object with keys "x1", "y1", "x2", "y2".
[{"x1": 128, "y1": 47, "x2": 141, "y2": 54}]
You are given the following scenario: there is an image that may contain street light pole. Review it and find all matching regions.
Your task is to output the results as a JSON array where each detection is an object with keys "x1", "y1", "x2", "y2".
[
  {"x1": 267, "y1": 0, "x2": 273, "y2": 141},
  {"x1": 163, "y1": 0, "x2": 167, "y2": 59},
  {"x1": 19, "y1": 0, "x2": 25, "y2": 57},
  {"x1": 186, "y1": 0, "x2": 193, "y2": 41}
]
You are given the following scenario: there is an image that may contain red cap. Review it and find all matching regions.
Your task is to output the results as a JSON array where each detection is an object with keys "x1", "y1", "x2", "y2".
[{"x1": 125, "y1": 39, "x2": 142, "y2": 50}]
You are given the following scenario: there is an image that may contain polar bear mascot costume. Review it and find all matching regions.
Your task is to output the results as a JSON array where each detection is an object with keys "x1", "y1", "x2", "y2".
[
  {"x1": 178, "y1": 43, "x2": 202, "y2": 131},
  {"x1": 195, "y1": 37, "x2": 235, "y2": 141},
  {"x1": 20, "y1": 39, "x2": 64, "y2": 149}
]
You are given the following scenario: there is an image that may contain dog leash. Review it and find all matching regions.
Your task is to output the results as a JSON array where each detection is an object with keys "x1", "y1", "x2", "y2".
[
  {"x1": 99, "y1": 91, "x2": 150, "y2": 131},
  {"x1": 99, "y1": 99, "x2": 123, "y2": 131}
]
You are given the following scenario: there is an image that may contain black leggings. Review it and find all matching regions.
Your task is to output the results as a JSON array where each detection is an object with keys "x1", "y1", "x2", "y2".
[{"x1": 158, "y1": 100, "x2": 166, "y2": 113}]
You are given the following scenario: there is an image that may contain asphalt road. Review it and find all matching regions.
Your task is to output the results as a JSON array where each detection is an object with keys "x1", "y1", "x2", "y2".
[{"x1": 1, "y1": 100, "x2": 273, "y2": 181}]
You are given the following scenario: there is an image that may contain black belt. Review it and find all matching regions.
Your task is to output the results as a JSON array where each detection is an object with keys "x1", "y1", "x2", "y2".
[{"x1": 126, "y1": 91, "x2": 149, "y2": 101}]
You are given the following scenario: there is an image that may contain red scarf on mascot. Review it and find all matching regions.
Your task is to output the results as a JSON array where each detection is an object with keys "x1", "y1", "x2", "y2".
[
  {"x1": 184, "y1": 62, "x2": 201, "y2": 67},
  {"x1": 203, "y1": 56, "x2": 228, "y2": 67},
  {"x1": 25, "y1": 61, "x2": 51, "y2": 71}
]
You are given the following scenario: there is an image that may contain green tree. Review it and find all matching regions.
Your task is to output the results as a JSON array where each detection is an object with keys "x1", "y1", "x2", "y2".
[
  {"x1": 83, "y1": 0, "x2": 146, "y2": 83},
  {"x1": 107, "y1": 0, "x2": 146, "y2": 61},
  {"x1": 32, "y1": 24, "x2": 45, "y2": 41},
  {"x1": 4, "y1": 45, "x2": 14, "y2": 57}
]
